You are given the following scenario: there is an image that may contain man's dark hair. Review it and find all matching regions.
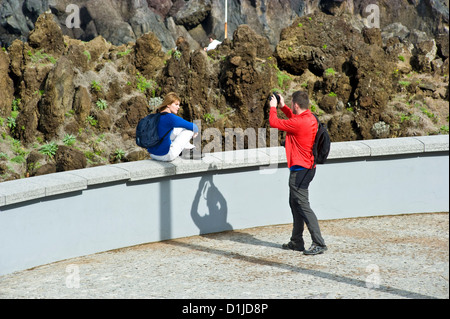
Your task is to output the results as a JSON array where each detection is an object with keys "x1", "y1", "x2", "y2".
[{"x1": 292, "y1": 91, "x2": 310, "y2": 110}]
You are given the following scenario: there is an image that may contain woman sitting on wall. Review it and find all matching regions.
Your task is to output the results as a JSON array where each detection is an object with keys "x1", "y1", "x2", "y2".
[{"x1": 148, "y1": 92, "x2": 199, "y2": 161}]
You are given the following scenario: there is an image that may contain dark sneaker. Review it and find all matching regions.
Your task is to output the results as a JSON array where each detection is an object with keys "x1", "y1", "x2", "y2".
[
  {"x1": 303, "y1": 244, "x2": 328, "y2": 255},
  {"x1": 281, "y1": 241, "x2": 304, "y2": 252}
]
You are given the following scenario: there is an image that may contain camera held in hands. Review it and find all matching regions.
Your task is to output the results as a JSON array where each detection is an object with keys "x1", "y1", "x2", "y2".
[{"x1": 269, "y1": 92, "x2": 281, "y2": 105}]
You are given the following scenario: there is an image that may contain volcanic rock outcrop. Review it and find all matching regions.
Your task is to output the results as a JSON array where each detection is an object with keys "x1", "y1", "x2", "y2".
[{"x1": 0, "y1": 5, "x2": 448, "y2": 182}]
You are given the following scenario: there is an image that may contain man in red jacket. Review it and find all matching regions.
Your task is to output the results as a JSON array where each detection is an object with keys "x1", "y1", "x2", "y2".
[{"x1": 269, "y1": 91, "x2": 327, "y2": 255}]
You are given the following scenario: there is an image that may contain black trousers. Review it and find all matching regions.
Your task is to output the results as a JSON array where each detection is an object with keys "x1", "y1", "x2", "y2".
[{"x1": 288, "y1": 169, "x2": 326, "y2": 248}]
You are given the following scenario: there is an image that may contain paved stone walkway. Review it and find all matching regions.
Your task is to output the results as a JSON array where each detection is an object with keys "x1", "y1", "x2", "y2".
[{"x1": 0, "y1": 213, "x2": 448, "y2": 301}]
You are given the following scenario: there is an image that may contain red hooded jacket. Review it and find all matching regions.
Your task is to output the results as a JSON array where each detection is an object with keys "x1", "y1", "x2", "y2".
[{"x1": 269, "y1": 105, "x2": 318, "y2": 169}]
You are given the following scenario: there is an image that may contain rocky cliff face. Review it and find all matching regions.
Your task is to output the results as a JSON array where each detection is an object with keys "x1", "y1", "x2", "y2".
[
  {"x1": 1, "y1": 0, "x2": 448, "y2": 50},
  {"x1": 0, "y1": 1, "x2": 448, "y2": 182},
  {"x1": 0, "y1": 0, "x2": 303, "y2": 50}
]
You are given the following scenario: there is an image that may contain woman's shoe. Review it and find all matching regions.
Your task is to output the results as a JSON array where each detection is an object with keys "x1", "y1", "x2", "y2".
[{"x1": 180, "y1": 149, "x2": 204, "y2": 160}]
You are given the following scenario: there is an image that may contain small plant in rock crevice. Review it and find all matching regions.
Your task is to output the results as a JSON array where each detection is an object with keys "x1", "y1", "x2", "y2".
[
  {"x1": 96, "y1": 99, "x2": 108, "y2": 110},
  {"x1": 63, "y1": 134, "x2": 76, "y2": 146},
  {"x1": 39, "y1": 142, "x2": 58, "y2": 158}
]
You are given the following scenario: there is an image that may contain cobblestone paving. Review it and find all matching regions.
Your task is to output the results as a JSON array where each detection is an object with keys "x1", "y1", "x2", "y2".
[{"x1": 0, "y1": 213, "x2": 448, "y2": 299}]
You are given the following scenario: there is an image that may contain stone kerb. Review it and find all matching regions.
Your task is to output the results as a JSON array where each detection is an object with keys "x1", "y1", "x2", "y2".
[
  {"x1": 413, "y1": 135, "x2": 450, "y2": 152},
  {"x1": 0, "y1": 136, "x2": 448, "y2": 207}
]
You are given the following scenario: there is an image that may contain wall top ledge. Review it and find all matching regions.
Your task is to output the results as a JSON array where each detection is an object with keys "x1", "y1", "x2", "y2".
[{"x1": 0, "y1": 136, "x2": 448, "y2": 207}]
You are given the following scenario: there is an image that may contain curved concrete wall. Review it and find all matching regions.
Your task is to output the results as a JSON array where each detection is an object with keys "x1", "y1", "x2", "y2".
[{"x1": 0, "y1": 135, "x2": 448, "y2": 276}]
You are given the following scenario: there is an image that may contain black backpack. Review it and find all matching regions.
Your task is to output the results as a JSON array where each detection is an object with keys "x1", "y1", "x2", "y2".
[
  {"x1": 312, "y1": 114, "x2": 331, "y2": 166},
  {"x1": 136, "y1": 113, "x2": 171, "y2": 149}
]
